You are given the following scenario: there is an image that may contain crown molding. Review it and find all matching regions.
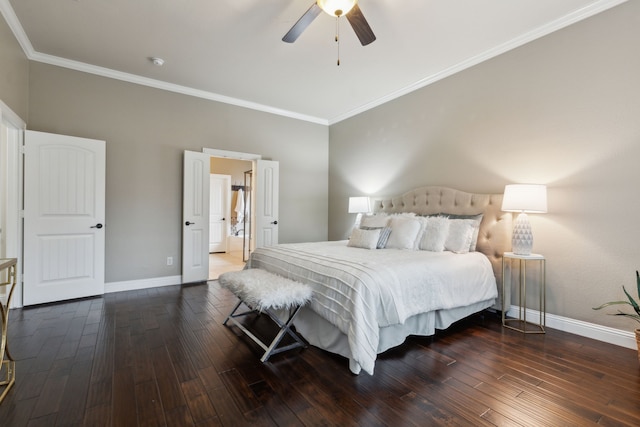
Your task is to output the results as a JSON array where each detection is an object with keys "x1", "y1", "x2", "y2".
[
  {"x1": 0, "y1": 0, "x2": 328, "y2": 126},
  {"x1": 327, "y1": 0, "x2": 628, "y2": 125},
  {"x1": 1, "y1": 0, "x2": 627, "y2": 127},
  {"x1": 0, "y1": 0, "x2": 34, "y2": 55},
  {"x1": 29, "y1": 51, "x2": 329, "y2": 125}
]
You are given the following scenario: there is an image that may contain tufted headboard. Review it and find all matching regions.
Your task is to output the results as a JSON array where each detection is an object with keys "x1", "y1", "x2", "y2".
[{"x1": 372, "y1": 186, "x2": 512, "y2": 311}]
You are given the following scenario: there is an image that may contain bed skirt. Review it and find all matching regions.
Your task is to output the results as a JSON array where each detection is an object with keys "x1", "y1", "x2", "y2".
[{"x1": 292, "y1": 298, "x2": 495, "y2": 375}]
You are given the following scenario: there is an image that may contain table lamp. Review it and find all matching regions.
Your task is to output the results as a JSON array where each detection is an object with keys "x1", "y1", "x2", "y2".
[
  {"x1": 501, "y1": 184, "x2": 547, "y2": 255},
  {"x1": 348, "y1": 196, "x2": 371, "y2": 229}
]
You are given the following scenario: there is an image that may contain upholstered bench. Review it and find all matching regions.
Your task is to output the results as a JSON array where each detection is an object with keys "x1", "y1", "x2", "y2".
[{"x1": 219, "y1": 269, "x2": 312, "y2": 362}]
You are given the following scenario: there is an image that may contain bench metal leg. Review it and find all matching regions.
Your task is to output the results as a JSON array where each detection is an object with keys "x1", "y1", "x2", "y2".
[
  {"x1": 223, "y1": 300, "x2": 307, "y2": 362},
  {"x1": 259, "y1": 305, "x2": 306, "y2": 362}
]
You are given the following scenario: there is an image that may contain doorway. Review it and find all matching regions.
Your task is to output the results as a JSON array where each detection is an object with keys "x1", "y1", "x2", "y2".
[
  {"x1": 183, "y1": 149, "x2": 279, "y2": 284},
  {"x1": 208, "y1": 155, "x2": 253, "y2": 280},
  {"x1": 0, "y1": 100, "x2": 25, "y2": 308}
]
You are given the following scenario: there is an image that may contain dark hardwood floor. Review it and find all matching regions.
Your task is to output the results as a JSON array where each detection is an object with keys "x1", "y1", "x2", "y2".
[{"x1": 1, "y1": 280, "x2": 639, "y2": 426}]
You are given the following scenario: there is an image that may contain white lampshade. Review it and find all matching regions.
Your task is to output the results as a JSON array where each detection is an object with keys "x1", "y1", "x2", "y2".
[
  {"x1": 501, "y1": 184, "x2": 547, "y2": 255},
  {"x1": 317, "y1": 0, "x2": 357, "y2": 17},
  {"x1": 501, "y1": 184, "x2": 548, "y2": 213},
  {"x1": 348, "y1": 196, "x2": 371, "y2": 214}
]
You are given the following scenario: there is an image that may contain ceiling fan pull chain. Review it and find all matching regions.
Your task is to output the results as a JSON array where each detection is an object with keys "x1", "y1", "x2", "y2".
[{"x1": 336, "y1": 17, "x2": 340, "y2": 66}]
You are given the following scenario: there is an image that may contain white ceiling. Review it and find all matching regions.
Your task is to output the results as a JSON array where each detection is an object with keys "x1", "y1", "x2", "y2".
[{"x1": 1, "y1": 0, "x2": 626, "y2": 125}]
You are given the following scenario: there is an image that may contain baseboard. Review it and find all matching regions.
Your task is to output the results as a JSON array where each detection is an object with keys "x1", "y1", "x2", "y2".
[
  {"x1": 105, "y1": 275, "x2": 182, "y2": 294},
  {"x1": 507, "y1": 305, "x2": 637, "y2": 350}
]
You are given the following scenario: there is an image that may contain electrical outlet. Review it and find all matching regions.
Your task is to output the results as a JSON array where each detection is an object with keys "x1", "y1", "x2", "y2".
[{"x1": 167, "y1": 256, "x2": 173, "y2": 266}]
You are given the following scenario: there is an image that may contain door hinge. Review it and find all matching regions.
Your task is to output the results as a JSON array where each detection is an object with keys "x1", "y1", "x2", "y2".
[{"x1": 20, "y1": 145, "x2": 26, "y2": 154}]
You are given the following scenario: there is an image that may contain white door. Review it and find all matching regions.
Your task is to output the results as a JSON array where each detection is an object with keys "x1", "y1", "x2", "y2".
[
  {"x1": 182, "y1": 150, "x2": 210, "y2": 283},
  {"x1": 23, "y1": 131, "x2": 106, "y2": 305},
  {"x1": 209, "y1": 174, "x2": 230, "y2": 253},
  {"x1": 0, "y1": 102, "x2": 26, "y2": 308},
  {"x1": 255, "y1": 159, "x2": 279, "y2": 248}
]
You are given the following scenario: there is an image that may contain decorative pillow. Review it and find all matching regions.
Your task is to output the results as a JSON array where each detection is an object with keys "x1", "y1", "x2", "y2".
[
  {"x1": 377, "y1": 226, "x2": 392, "y2": 248},
  {"x1": 444, "y1": 219, "x2": 477, "y2": 254},
  {"x1": 347, "y1": 228, "x2": 381, "y2": 250},
  {"x1": 360, "y1": 213, "x2": 389, "y2": 228},
  {"x1": 389, "y1": 212, "x2": 417, "y2": 218},
  {"x1": 361, "y1": 226, "x2": 392, "y2": 249},
  {"x1": 419, "y1": 216, "x2": 450, "y2": 252},
  {"x1": 385, "y1": 216, "x2": 422, "y2": 250},
  {"x1": 447, "y1": 213, "x2": 484, "y2": 251}
]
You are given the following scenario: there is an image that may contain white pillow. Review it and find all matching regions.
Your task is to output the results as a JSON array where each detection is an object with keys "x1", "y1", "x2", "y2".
[
  {"x1": 389, "y1": 212, "x2": 417, "y2": 218},
  {"x1": 419, "y1": 216, "x2": 450, "y2": 252},
  {"x1": 360, "y1": 213, "x2": 389, "y2": 228},
  {"x1": 347, "y1": 228, "x2": 381, "y2": 249},
  {"x1": 448, "y1": 214, "x2": 484, "y2": 251},
  {"x1": 444, "y1": 219, "x2": 476, "y2": 254},
  {"x1": 385, "y1": 217, "x2": 422, "y2": 249}
]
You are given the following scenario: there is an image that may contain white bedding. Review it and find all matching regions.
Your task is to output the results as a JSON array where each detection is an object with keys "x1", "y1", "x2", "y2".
[{"x1": 246, "y1": 241, "x2": 498, "y2": 375}]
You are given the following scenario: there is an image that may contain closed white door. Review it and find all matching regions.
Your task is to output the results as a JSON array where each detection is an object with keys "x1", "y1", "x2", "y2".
[
  {"x1": 182, "y1": 150, "x2": 210, "y2": 283},
  {"x1": 255, "y1": 159, "x2": 279, "y2": 247},
  {"x1": 209, "y1": 174, "x2": 230, "y2": 253},
  {"x1": 23, "y1": 131, "x2": 106, "y2": 305}
]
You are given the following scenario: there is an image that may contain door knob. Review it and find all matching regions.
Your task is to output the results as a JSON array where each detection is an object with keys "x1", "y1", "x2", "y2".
[
  {"x1": 185, "y1": 221, "x2": 194, "y2": 226},
  {"x1": 271, "y1": 220, "x2": 278, "y2": 225},
  {"x1": 90, "y1": 223, "x2": 103, "y2": 229},
  {"x1": 222, "y1": 218, "x2": 226, "y2": 221}
]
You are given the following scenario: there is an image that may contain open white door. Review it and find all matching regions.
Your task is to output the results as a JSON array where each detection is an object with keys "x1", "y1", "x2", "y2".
[
  {"x1": 182, "y1": 150, "x2": 210, "y2": 283},
  {"x1": 0, "y1": 103, "x2": 25, "y2": 308},
  {"x1": 23, "y1": 131, "x2": 106, "y2": 305},
  {"x1": 255, "y1": 159, "x2": 279, "y2": 248},
  {"x1": 209, "y1": 174, "x2": 230, "y2": 253}
]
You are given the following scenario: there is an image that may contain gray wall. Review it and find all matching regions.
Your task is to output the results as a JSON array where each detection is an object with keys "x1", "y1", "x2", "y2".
[
  {"x1": 0, "y1": 12, "x2": 28, "y2": 120},
  {"x1": 27, "y1": 63, "x2": 328, "y2": 283},
  {"x1": 329, "y1": 1, "x2": 640, "y2": 330},
  {"x1": 4, "y1": 1, "x2": 640, "y2": 332}
]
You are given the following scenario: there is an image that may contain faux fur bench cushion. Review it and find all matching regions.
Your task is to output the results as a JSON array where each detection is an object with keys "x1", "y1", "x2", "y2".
[{"x1": 219, "y1": 269, "x2": 312, "y2": 311}]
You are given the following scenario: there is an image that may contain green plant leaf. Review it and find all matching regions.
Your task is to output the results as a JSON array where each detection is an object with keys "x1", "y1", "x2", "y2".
[
  {"x1": 613, "y1": 311, "x2": 640, "y2": 324},
  {"x1": 593, "y1": 271, "x2": 640, "y2": 327},
  {"x1": 623, "y1": 285, "x2": 640, "y2": 316},
  {"x1": 593, "y1": 300, "x2": 632, "y2": 310}
]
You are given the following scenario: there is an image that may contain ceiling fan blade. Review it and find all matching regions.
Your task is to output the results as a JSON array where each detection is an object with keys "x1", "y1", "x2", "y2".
[
  {"x1": 346, "y1": 4, "x2": 376, "y2": 46},
  {"x1": 282, "y1": 3, "x2": 322, "y2": 43}
]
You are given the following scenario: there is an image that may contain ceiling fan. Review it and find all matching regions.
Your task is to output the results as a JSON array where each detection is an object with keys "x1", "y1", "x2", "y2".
[{"x1": 283, "y1": 0, "x2": 376, "y2": 46}]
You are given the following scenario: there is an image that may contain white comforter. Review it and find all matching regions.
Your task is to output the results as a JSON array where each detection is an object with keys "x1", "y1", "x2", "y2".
[{"x1": 246, "y1": 241, "x2": 497, "y2": 375}]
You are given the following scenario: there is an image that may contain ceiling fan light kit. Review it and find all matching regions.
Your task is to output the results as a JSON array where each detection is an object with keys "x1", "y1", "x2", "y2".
[
  {"x1": 317, "y1": 0, "x2": 357, "y2": 17},
  {"x1": 282, "y1": 0, "x2": 376, "y2": 49}
]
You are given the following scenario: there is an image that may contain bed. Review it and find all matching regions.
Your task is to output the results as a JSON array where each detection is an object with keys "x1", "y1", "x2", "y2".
[{"x1": 246, "y1": 186, "x2": 512, "y2": 375}]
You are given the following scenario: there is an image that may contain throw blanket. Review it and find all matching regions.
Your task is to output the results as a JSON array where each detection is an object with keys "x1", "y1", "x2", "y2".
[{"x1": 247, "y1": 241, "x2": 497, "y2": 375}]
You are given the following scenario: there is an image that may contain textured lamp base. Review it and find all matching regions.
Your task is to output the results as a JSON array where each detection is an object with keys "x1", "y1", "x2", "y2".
[{"x1": 512, "y1": 213, "x2": 533, "y2": 255}]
